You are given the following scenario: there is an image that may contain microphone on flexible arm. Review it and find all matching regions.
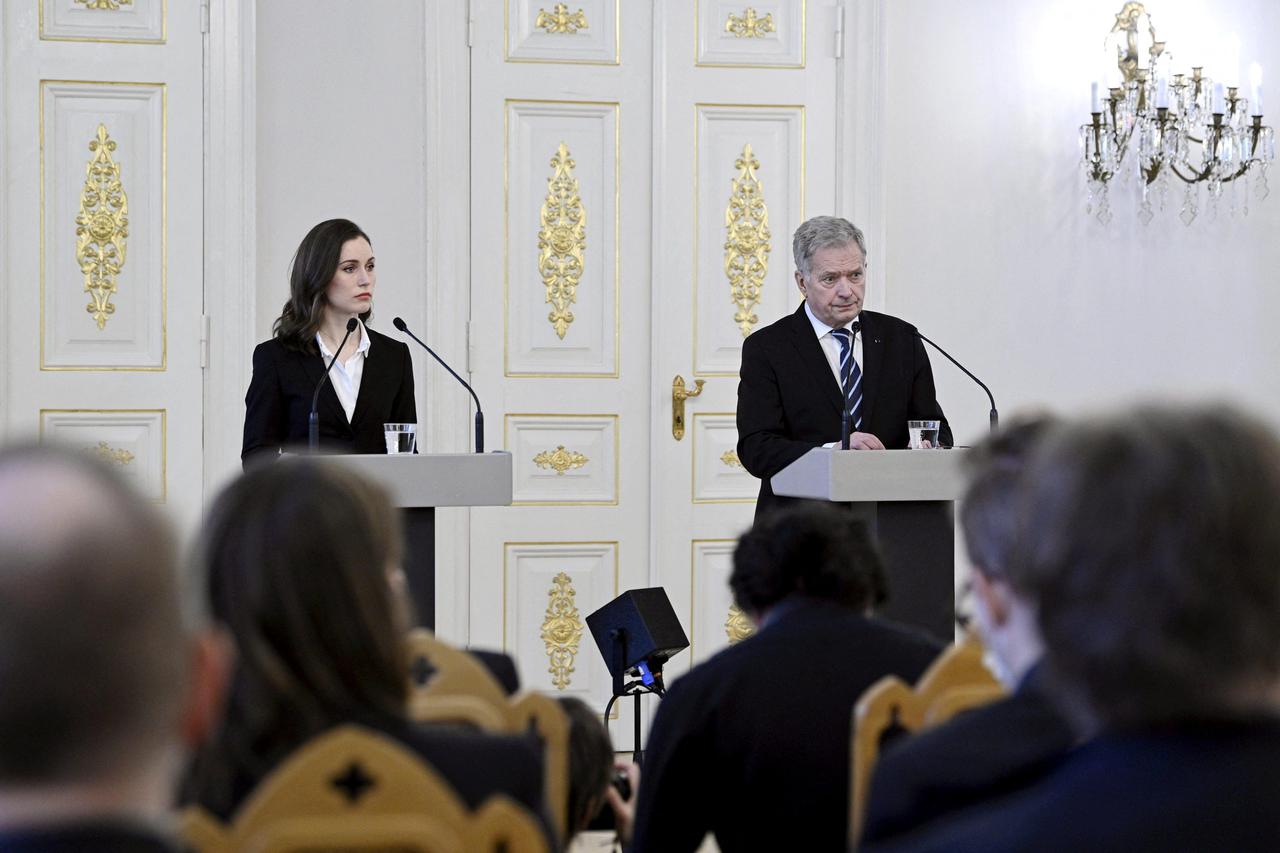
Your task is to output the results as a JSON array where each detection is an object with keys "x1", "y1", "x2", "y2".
[
  {"x1": 392, "y1": 317, "x2": 484, "y2": 453},
  {"x1": 915, "y1": 331, "x2": 999, "y2": 433},
  {"x1": 309, "y1": 317, "x2": 359, "y2": 452}
]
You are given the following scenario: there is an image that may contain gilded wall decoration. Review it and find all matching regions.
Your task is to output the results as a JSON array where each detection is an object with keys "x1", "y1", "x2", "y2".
[
  {"x1": 725, "y1": 603, "x2": 756, "y2": 644},
  {"x1": 92, "y1": 440, "x2": 135, "y2": 465},
  {"x1": 540, "y1": 572, "x2": 584, "y2": 689},
  {"x1": 533, "y1": 445, "x2": 589, "y2": 475},
  {"x1": 723, "y1": 143, "x2": 771, "y2": 337},
  {"x1": 75, "y1": 123, "x2": 129, "y2": 331},
  {"x1": 725, "y1": 7, "x2": 775, "y2": 38},
  {"x1": 720, "y1": 449, "x2": 744, "y2": 469},
  {"x1": 536, "y1": 3, "x2": 589, "y2": 34},
  {"x1": 537, "y1": 142, "x2": 586, "y2": 340},
  {"x1": 75, "y1": 0, "x2": 133, "y2": 9}
]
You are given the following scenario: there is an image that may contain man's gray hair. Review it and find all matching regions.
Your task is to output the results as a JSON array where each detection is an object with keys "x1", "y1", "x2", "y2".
[
  {"x1": 792, "y1": 216, "x2": 867, "y2": 279},
  {"x1": 0, "y1": 442, "x2": 186, "y2": 783}
]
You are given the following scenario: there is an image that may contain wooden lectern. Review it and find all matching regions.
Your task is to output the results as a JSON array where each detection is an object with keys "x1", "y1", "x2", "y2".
[
  {"x1": 771, "y1": 448, "x2": 966, "y2": 641},
  {"x1": 319, "y1": 452, "x2": 513, "y2": 629}
]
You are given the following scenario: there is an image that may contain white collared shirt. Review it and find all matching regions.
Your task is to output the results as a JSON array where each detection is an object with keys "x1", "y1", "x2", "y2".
[
  {"x1": 803, "y1": 302, "x2": 862, "y2": 391},
  {"x1": 316, "y1": 320, "x2": 371, "y2": 423}
]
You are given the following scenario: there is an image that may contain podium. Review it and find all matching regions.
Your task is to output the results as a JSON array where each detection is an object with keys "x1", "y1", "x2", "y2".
[
  {"x1": 319, "y1": 452, "x2": 513, "y2": 629},
  {"x1": 771, "y1": 448, "x2": 966, "y2": 641}
]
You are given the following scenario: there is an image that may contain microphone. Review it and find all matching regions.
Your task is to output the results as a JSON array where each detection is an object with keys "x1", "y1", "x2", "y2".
[
  {"x1": 310, "y1": 317, "x2": 359, "y2": 451},
  {"x1": 915, "y1": 331, "x2": 998, "y2": 432},
  {"x1": 392, "y1": 317, "x2": 484, "y2": 453}
]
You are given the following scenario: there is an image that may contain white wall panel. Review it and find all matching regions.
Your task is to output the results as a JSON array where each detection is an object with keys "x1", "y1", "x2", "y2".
[
  {"x1": 40, "y1": 0, "x2": 164, "y2": 44},
  {"x1": 41, "y1": 81, "x2": 164, "y2": 370},
  {"x1": 694, "y1": 103, "x2": 803, "y2": 375},
  {"x1": 691, "y1": 411, "x2": 756, "y2": 502},
  {"x1": 503, "y1": 541, "x2": 618, "y2": 701},
  {"x1": 689, "y1": 538, "x2": 753, "y2": 666},
  {"x1": 40, "y1": 408, "x2": 165, "y2": 501},
  {"x1": 505, "y1": 99, "x2": 619, "y2": 377},
  {"x1": 506, "y1": 413, "x2": 618, "y2": 505},
  {"x1": 506, "y1": 0, "x2": 618, "y2": 64},
  {"x1": 696, "y1": 0, "x2": 804, "y2": 68}
]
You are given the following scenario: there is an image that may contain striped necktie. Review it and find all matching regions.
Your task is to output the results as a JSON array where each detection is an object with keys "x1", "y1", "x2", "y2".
[{"x1": 830, "y1": 323, "x2": 862, "y2": 431}]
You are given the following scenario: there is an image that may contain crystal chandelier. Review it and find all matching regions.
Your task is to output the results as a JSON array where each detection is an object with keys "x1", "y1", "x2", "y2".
[{"x1": 1080, "y1": 3, "x2": 1274, "y2": 225}]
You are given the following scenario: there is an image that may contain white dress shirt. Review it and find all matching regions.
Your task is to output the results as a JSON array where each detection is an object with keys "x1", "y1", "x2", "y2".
[
  {"x1": 803, "y1": 302, "x2": 862, "y2": 390},
  {"x1": 315, "y1": 319, "x2": 371, "y2": 423}
]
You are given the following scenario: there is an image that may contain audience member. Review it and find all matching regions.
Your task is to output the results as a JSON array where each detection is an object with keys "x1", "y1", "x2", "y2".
[
  {"x1": 860, "y1": 416, "x2": 1076, "y2": 844},
  {"x1": 181, "y1": 458, "x2": 551, "y2": 840},
  {"x1": 875, "y1": 404, "x2": 1280, "y2": 851},
  {"x1": 556, "y1": 697, "x2": 616, "y2": 841},
  {"x1": 631, "y1": 503, "x2": 942, "y2": 852},
  {"x1": 0, "y1": 443, "x2": 228, "y2": 852}
]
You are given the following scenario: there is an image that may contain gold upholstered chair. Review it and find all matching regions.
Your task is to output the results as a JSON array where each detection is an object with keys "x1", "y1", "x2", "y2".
[
  {"x1": 848, "y1": 634, "x2": 1006, "y2": 843},
  {"x1": 405, "y1": 628, "x2": 571, "y2": 841},
  {"x1": 180, "y1": 724, "x2": 549, "y2": 853}
]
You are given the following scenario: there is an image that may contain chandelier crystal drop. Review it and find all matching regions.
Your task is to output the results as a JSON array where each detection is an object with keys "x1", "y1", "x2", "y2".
[{"x1": 1080, "y1": 3, "x2": 1273, "y2": 225}]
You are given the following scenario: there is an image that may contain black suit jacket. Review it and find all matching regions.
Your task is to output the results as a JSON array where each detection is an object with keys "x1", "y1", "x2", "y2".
[
  {"x1": 737, "y1": 304, "x2": 952, "y2": 517},
  {"x1": 866, "y1": 717, "x2": 1280, "y2": 853},
  {"x1": 242, "y1": 327, "x2": 416, "y2": 465},
  {"x1": 860, "y1": 664, "x2": 1076, "y2": 845},
  {"x1": 630, "y1": 598, "x2": 941, "y2": 853},
  {"x1": 0, "y1": 822, "x2": 179, "y2": 852}
]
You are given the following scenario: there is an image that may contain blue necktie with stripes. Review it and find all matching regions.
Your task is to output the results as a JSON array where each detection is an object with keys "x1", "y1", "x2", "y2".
[{"x1": 831, "y1": 324, "x2": 862, "y2": 431}]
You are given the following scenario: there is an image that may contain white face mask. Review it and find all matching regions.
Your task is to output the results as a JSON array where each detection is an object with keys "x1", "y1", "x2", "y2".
[{"x1": 971, "y1": 590, "x2": 1018, "y2": 689}]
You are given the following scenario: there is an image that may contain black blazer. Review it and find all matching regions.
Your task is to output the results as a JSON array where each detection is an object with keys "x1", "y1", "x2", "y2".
[
  {"x1": 736, "y1": 304, "x2": 952, "y2": 517},
  {"x1": 861, "y1": 664, "x2": 1076, "y2": 845},
  {"x1": 866, "y1": 718, "x2": 1280, "y2": 852},
  {"x1": 242, "y1": 327, "x2": 416, "y2": 466},
  {"x1": 0, "y1": 824, "x2": 180, "y2": 853},
  {"x1": 631, "y1": 598, "x2": 941, "y2": 853}
]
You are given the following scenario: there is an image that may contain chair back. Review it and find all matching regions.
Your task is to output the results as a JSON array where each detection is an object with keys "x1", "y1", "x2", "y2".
[
  {"x1": 848, "y1": 635, "x2": 1005, "y2": 843},
  {"x1": 406, "y1": 628, "x2": 571, "y2": 841},
  {"x1": 181, "y1": 724, "x2": 549, "y2": 853}
]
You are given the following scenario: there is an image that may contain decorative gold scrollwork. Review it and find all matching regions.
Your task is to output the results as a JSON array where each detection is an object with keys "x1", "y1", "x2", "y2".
[
  {"x1": 538, "y1": 142, "x2": 586, "y2": 340},
  {"x1": 75, "y1": 124, "x2": 129, "y2": 331},
  {"x1": 75, "y1": 0, "x2": 134, "y2": 9},
  {"x1": 724, "y1": 143, "x2": 771, "y2": 337},
  {"x1": 536, "y1": 3, "x2": 589, "y2": 34},
  {"x1": 533, "y1": 445, "x2": 589, "y2": 475},
  {"x1": 540, "y1": 572, "x2": 584, "y2": 690},
  {"x1": 91, "y1": 441, "x2": 135, "y2": 465},
  {"x1": 725, "y1": 603, "x2": 756, "y2": 644},
  {"x1": 725, "y1": 7, "x2": 775, "y2": 39},
  {"x1": 720, "y1": 450, "x2": 744, "y2": 469}
]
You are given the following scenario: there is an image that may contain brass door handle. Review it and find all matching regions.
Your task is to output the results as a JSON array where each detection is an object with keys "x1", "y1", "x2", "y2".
[{"x1": 672, "y1": 375, "x2": 705, "y2": 440}]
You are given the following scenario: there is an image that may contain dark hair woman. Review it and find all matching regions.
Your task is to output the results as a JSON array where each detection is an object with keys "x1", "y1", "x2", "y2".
[
  {"x1": 181, "y1": 458, "x2": 549, "y2": 834},
  {"x1": 241, "y1": 219, "x2": 416, "y2": 466}
]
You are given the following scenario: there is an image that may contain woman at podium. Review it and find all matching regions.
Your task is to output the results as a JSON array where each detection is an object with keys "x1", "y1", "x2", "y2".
[{"x1": 241, "y1": 218, "x2": 416, "y2": 466}]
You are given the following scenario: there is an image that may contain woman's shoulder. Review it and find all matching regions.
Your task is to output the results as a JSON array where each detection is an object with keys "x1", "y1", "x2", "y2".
[{"x1": 366, "y1": 325, "x2": 409, "y2": 351}]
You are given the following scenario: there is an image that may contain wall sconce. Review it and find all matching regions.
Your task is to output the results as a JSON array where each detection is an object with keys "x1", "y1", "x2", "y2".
[{"x1": 1080, "y1": 2, "x2": 1274, "y2": 224}]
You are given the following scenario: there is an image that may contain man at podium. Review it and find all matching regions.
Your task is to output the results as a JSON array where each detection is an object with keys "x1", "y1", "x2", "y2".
[{"x1": 736, "y1": 216, "x2": 951, "y2": 517}]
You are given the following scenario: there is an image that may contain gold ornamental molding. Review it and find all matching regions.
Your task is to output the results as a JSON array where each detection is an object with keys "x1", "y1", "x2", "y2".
[
  {"x1": 724, "y1": 143, "x2": 771, "y2": 337},
  {"x1": 75, "y1": 0, "x2": 134, "y2": 9},
  {"x1": 540, "y1": 572, "x2": 584, "y2": 690},
  {"x1": 720, "y1": 449, "x2": 744, "y2": 469},
  {"x1": 536, "y1": 3, "x2": 588, "y2": 34},
  {"x1": 537, "y1": 142, "x2": 586, "y2": 340},
  {"x1": 533, "y1": 445, "x2": 589, "y2": 475},
  {"x1": 92, "y1": 440, "x2": 135, "y2": 465},
  {"x1": 725, "y1": 7, "x2": 775, "y2": 39},
  {"x1": 75, "y1": 123, "x2": 130, "y2": 331},
  {"x1": 725, "y1": 603, "x2": 756, "y2": 644}
]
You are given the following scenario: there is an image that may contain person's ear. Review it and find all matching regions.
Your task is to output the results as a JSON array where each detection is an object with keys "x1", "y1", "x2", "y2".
[
  {"x1": 795, "y1": 270, "x2": 806, "y2": 294},
  {"x1": 972, "y1": 569, "x2": 1013, "y2": 628},
  {"x1": 181, "y1": 627, "x2": 234, "y2": 747}
]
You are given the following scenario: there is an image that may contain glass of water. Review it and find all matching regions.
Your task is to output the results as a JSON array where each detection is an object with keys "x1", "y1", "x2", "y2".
[
  {"x1": 383, "y1": 423, "x2": 417, "y2": 454},
  {"x1": 907, "y1": 419, "x2": 940, "y2": 449}
]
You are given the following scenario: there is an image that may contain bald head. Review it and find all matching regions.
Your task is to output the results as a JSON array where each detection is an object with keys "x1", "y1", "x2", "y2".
[{"x1": 0, "y1": 443, "x2": 187, "y2": 784}]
